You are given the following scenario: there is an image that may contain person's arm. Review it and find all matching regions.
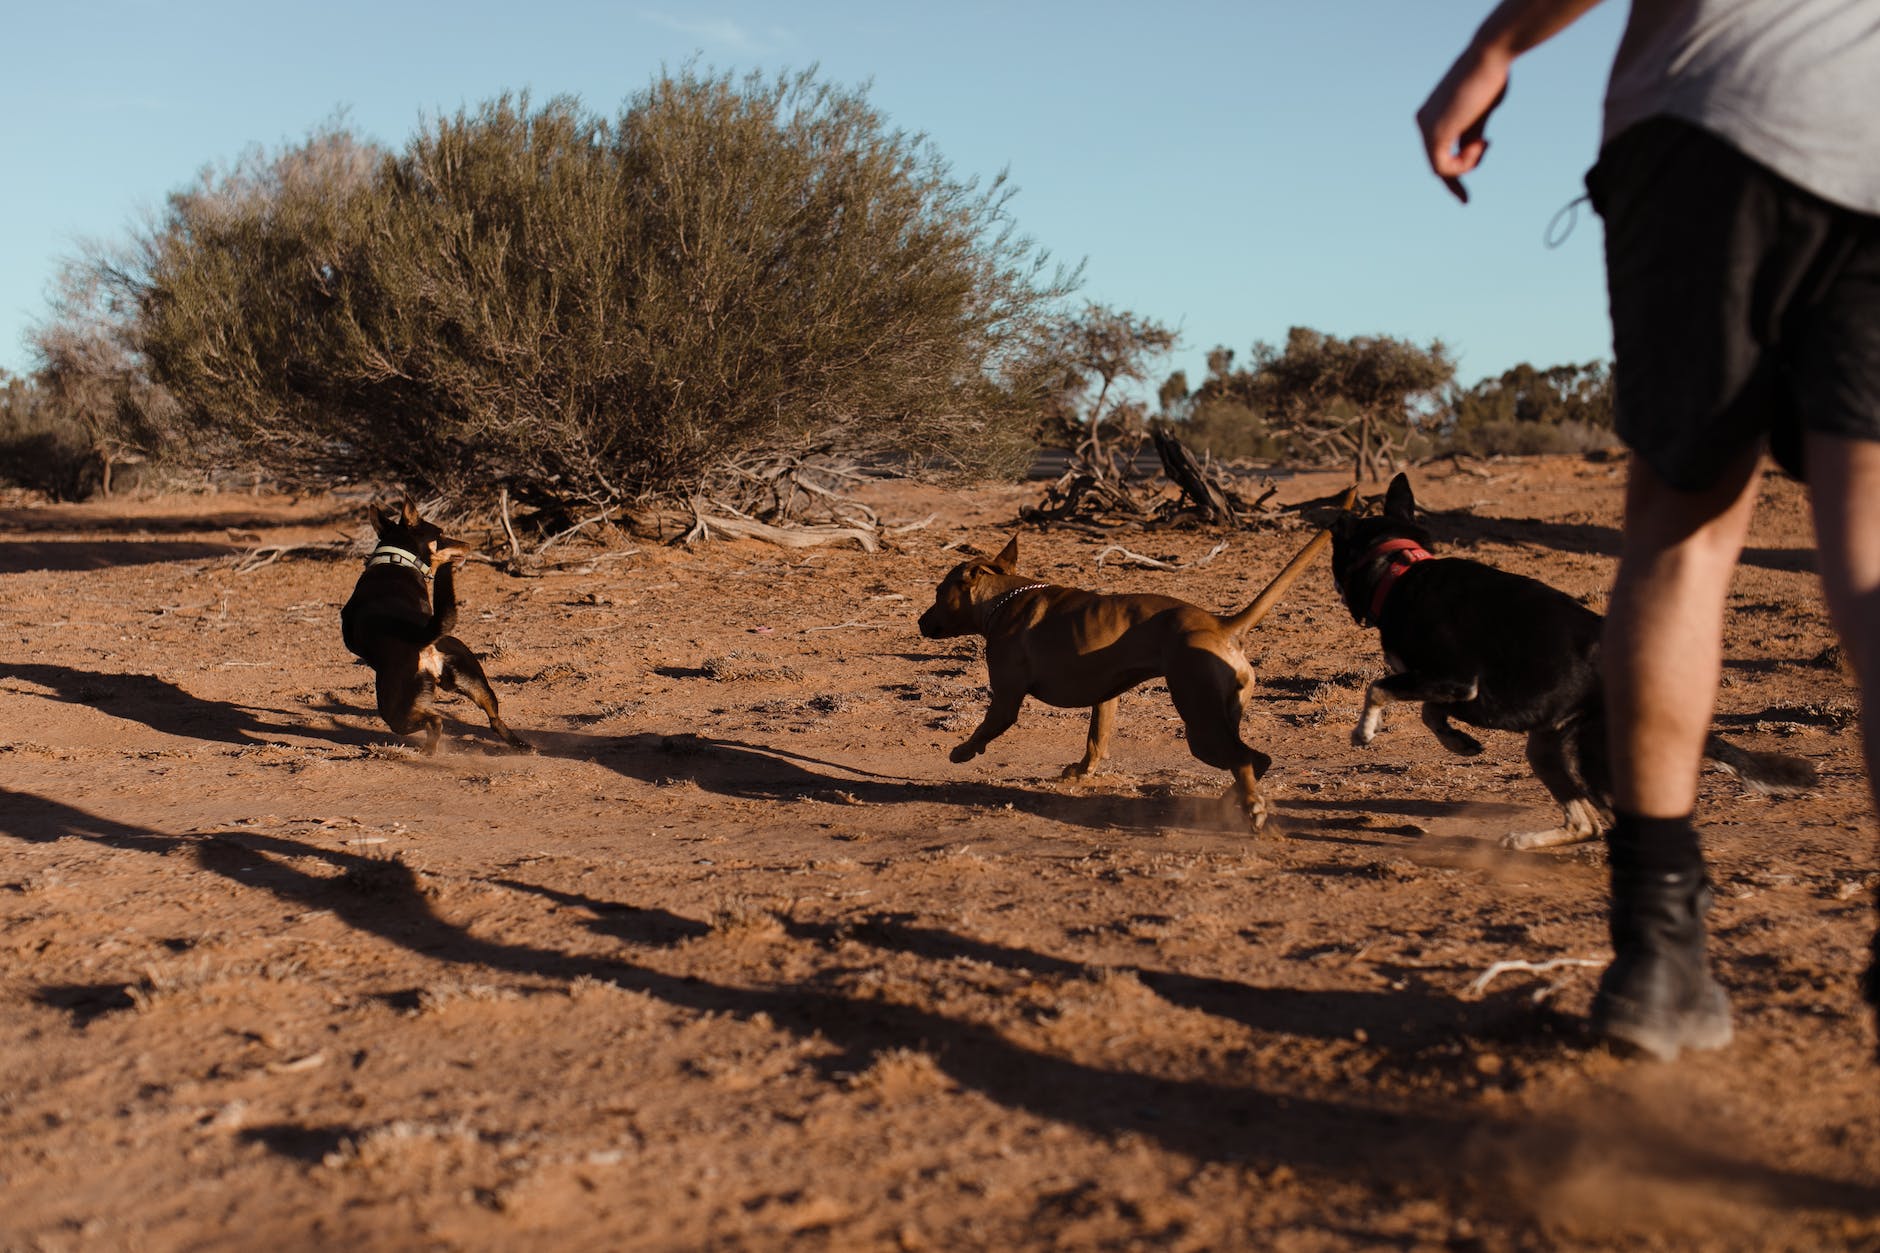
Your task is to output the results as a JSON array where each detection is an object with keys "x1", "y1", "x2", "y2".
[{"x1": 1416, "y1": 0, "x2": 1608, "y2": 202}]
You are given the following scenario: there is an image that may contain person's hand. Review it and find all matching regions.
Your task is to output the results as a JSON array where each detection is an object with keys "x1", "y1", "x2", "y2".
[{"x1": 1416, "y1": 48, "x2": 1511, "y2": 203}]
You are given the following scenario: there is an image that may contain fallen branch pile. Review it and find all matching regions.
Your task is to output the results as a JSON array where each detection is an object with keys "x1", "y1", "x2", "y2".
[
  {"x1": 650, "y1": 452, "x2": 929, "y2": 553},
  {"x1": 1019, "y1": 429, "x2": 1299, "y2": 533}
]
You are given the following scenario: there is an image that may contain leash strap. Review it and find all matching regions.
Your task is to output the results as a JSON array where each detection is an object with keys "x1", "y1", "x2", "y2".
[{"x1": 1363, "y1": 538, "x2": 1432, "y2": 625}]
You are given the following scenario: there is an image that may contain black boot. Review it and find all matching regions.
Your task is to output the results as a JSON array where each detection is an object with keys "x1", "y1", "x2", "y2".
[{"x1": 1591, "y1": 865, "x2": 1732, "y2": 1061}]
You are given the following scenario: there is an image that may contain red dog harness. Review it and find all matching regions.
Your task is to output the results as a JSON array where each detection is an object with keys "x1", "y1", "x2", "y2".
[{"x1": 1362, "y1": 537, "x2": 1433, "y2": 624}]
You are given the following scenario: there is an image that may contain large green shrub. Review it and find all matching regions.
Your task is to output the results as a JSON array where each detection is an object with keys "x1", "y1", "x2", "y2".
[{"x1": 110, "y1": 72, "x2": 1069, "y2": 511}]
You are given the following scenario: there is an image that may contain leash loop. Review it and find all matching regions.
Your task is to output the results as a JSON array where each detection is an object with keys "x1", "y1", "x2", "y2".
[{"x1": 1545, "y1": 193, "x2": 1591, "y2": 249}]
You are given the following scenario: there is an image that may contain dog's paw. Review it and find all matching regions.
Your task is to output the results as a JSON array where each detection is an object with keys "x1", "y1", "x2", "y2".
[
  {"x1": 1221, "y1": 783, "x2": 1268, "y2": 831},
  {"x1": 949, "y1": 742, "x2": 980, "y2": 764},
  {"x1": 1499, "y1": 827, "x2": 1590, "y2": 852},
  {"x1": 1058, "y1": 762, "x2": 1095, "y2": 782},
  {"x1": 1350, "y1": 725, "x2": 1375, "y2": 748}
]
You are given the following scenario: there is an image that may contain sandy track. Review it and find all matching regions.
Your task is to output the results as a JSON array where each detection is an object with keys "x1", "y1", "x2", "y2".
[{"x1": 1, "y1": 460, "x2": 1876, "y2": 1250}]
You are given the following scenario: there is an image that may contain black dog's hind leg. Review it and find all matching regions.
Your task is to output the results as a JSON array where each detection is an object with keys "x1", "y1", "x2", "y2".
[
  {"x1": 1352, "y1": 671, "x2": 1478, "y2": 747},
  {"x1": 435, "y1": 636, "x2": 534, "y2": 752},
  {"x1": 1420, "y1": 704, "x2": 1485, "y2": 756},
  {"x1": 1502, "y1": 722, "x2": 1606, "y2": 851},
  {"x1": 379, "y1": 671, "x2": 445, "y2": 755}
]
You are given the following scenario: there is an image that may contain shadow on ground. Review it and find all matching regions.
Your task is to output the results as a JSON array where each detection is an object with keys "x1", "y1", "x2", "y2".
[
  {"x1": 7, "y1": 785, "x2": 1874, "y2": 1230},
  {"x1": 0, "y1": 662, "x2": 380, "y2": 750}
]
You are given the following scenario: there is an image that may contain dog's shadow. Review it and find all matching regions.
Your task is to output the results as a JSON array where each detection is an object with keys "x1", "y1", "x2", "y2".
[
  {"x1": 529, "y1": 729, "x2": 1484, "y2": 841},
  {"x1": 534, "y1": 728, "x2": 1227, "y2": 834},
  {"x1": 0, "y1": 662, "x2": 381, "y2": 750},
  {"x1": 298, "y1": 694, "x2": 528, "y2": 757}
]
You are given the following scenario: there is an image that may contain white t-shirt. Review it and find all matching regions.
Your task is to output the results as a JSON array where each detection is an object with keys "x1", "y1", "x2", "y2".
[{"x1": 1604, "y1": 0, "x2": 1880, "y2": 213}]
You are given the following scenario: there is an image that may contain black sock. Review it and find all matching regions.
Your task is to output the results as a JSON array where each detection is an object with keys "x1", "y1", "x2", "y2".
[
  {"x1": 1606, "y1": 809, "x2": 1703, "y2": 876},
  {"x1": 1866, "y1": 888, "x2": 1880, "y2": 1012}
]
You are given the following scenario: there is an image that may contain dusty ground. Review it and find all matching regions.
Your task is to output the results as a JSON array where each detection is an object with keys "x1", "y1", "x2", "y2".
[{"x1": 1, "y1": 457, "x2": 1877, "y2": 1251}]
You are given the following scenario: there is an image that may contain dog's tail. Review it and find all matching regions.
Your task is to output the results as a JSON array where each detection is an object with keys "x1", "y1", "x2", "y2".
[
  {"x1": 1704, "y1": 734, "x2": 1817, "y2": 794},
  {"x1": 1219, "y1": 486, "x2": 1359, "y2": 637}
]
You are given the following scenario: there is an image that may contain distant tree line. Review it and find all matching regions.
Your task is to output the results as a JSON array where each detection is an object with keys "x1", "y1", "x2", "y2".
[
  {"x1": 1158, "y1": 337, "x2": 1613, "y2": 468},
  {"x1": 4, "y1": 67, "x2": 1616, "y2": 506}
]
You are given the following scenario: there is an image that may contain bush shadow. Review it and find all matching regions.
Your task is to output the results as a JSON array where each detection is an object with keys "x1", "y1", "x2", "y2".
[
  {"x1": 1419, "y1": 508, "x2": 1812, "y2": 576},
  {"x1": 0, "y1": 505, "x2": 354, "y2": 535},
  {"x1": 0, "y1": 539, "x2": 238, "y2": 574}
]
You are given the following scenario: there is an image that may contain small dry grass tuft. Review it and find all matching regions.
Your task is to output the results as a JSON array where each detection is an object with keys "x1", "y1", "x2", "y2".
[
  {"x1": 321, "y1": 1118, "x2": 480, "y2": 1169},
  {"x1": 706, "y1": 900, "x2": 788, "y2": 946},
  {"x1": 845, "y1": 1047, "x2": 951, "y2": 1101},
  {"x1": 412, "y1": 982, "x2": 521, "y2": 1015},
  {"x1": 702, "y1": 652, "x2": 802, "y2": 683},
  {"x1": 336, "y1": 851, "x2": 424, "y2": 897}
]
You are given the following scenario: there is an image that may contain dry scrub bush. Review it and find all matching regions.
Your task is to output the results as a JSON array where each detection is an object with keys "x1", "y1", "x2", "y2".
[
  {"x1": 0, "y1": 372, "x2": 92, "y2": 498},
  {"x1": 1439, "y1": 360, "x2": 1617, "y2": 457},
  {"x1": 92, "y1": 72, "x2": 1069, "y2": 516},
  {"x1": 1190, "y1": 329, "x2": 1455, "y2": 479}
]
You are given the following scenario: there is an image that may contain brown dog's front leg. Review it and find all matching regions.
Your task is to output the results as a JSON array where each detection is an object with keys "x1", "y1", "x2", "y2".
[
  {"x1": 1060, "y1": 698, "x2": 1117, "y2": 780},
  {"x1": 951, "y1": 689, "x2": 1024, "y2": 764}
]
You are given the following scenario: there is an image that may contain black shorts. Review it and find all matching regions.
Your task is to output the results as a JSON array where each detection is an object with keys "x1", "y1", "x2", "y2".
[{"x1": 1586, "y1": 117, "x2": 1880, "y2": 490}]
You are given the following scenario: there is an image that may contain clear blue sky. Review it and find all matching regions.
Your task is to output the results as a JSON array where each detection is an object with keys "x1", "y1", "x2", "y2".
[{"x1": 0, "y1": 1, "x2": 1628, "y2": 393}]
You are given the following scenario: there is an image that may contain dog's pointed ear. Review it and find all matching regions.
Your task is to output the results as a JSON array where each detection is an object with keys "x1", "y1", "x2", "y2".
[
  {"x1": 1331, "y1": 511, "x2": 1356, "y2": 539},
  {"x1": 399, "y1": 499, "x2": 421, "y2": 527},
  {"x1": 990, "y1": 535, "x2": 1019, "y2": 573},
  {"x1": 372, "y1": 504, "x2": 396, "y2": 533},
  {"x1": 1384, "y1": 473, "x2": 1416, "y2": 521}
]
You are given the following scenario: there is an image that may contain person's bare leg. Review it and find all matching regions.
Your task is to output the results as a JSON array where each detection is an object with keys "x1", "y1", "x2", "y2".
[
  {"x1": 1594, "y1": 446, "x2": 1763, "y2": 1059},
  {"x1": 1804, "y1": 432, "x2": 1880, "y2": 808},
  {"x1": 1603, "y1": 447, "x2": 1766, "y2": 814},
  {"x1": 1803, "y1": 431, "x2": 1880, "y2": 1050}
]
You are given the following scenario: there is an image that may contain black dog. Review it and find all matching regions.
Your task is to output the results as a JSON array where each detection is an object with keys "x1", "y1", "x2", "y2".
[
  {"x1": 1330, "y1": 473, "x2": 1813, "y2": 849},
  {"x1": 340, "y1": 501, "x2": 531, "y2": 755}
]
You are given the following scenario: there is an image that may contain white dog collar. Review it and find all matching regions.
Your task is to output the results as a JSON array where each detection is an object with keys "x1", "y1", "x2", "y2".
[{"x1": 365, "y1": 544, "x2": 429, "y2": 576}]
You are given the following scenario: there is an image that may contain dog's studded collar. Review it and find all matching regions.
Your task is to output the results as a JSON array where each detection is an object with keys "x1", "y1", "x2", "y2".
[
  {"x1": 365, "y1": 544, "x2": 430, "y2": 577},
  {"x1": 981, "y1": 583, "x2": 1048, "y2": 632},
  {"x1": 1358, "y1": 538, "x2": 1433, "y2": 626}
]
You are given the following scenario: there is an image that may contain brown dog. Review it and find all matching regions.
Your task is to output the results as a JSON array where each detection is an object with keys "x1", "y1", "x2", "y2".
[
  {"x1": 340, "y1": 501, "x2": 532, "y2": 755},
  {"x1": 917, "y1": 525, "x2": 1340, "y2": 828}
]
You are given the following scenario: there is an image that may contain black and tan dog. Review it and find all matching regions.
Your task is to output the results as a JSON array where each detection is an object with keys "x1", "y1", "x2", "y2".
[
  {"x1": 1331, "y1": 473, "x2": 1813, "y2": 849},
  {"x1": 340, "y1": 501, "x2": 531, "y2": 755},
  {"x1": 917, "y1": 523, "x2": 1342, "y2": 828}
]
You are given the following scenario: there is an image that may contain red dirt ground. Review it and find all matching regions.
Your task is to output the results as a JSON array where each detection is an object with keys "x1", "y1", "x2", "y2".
[{"x1": 1, "y1": 457, "x2": 1876, "y2": 1251}]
